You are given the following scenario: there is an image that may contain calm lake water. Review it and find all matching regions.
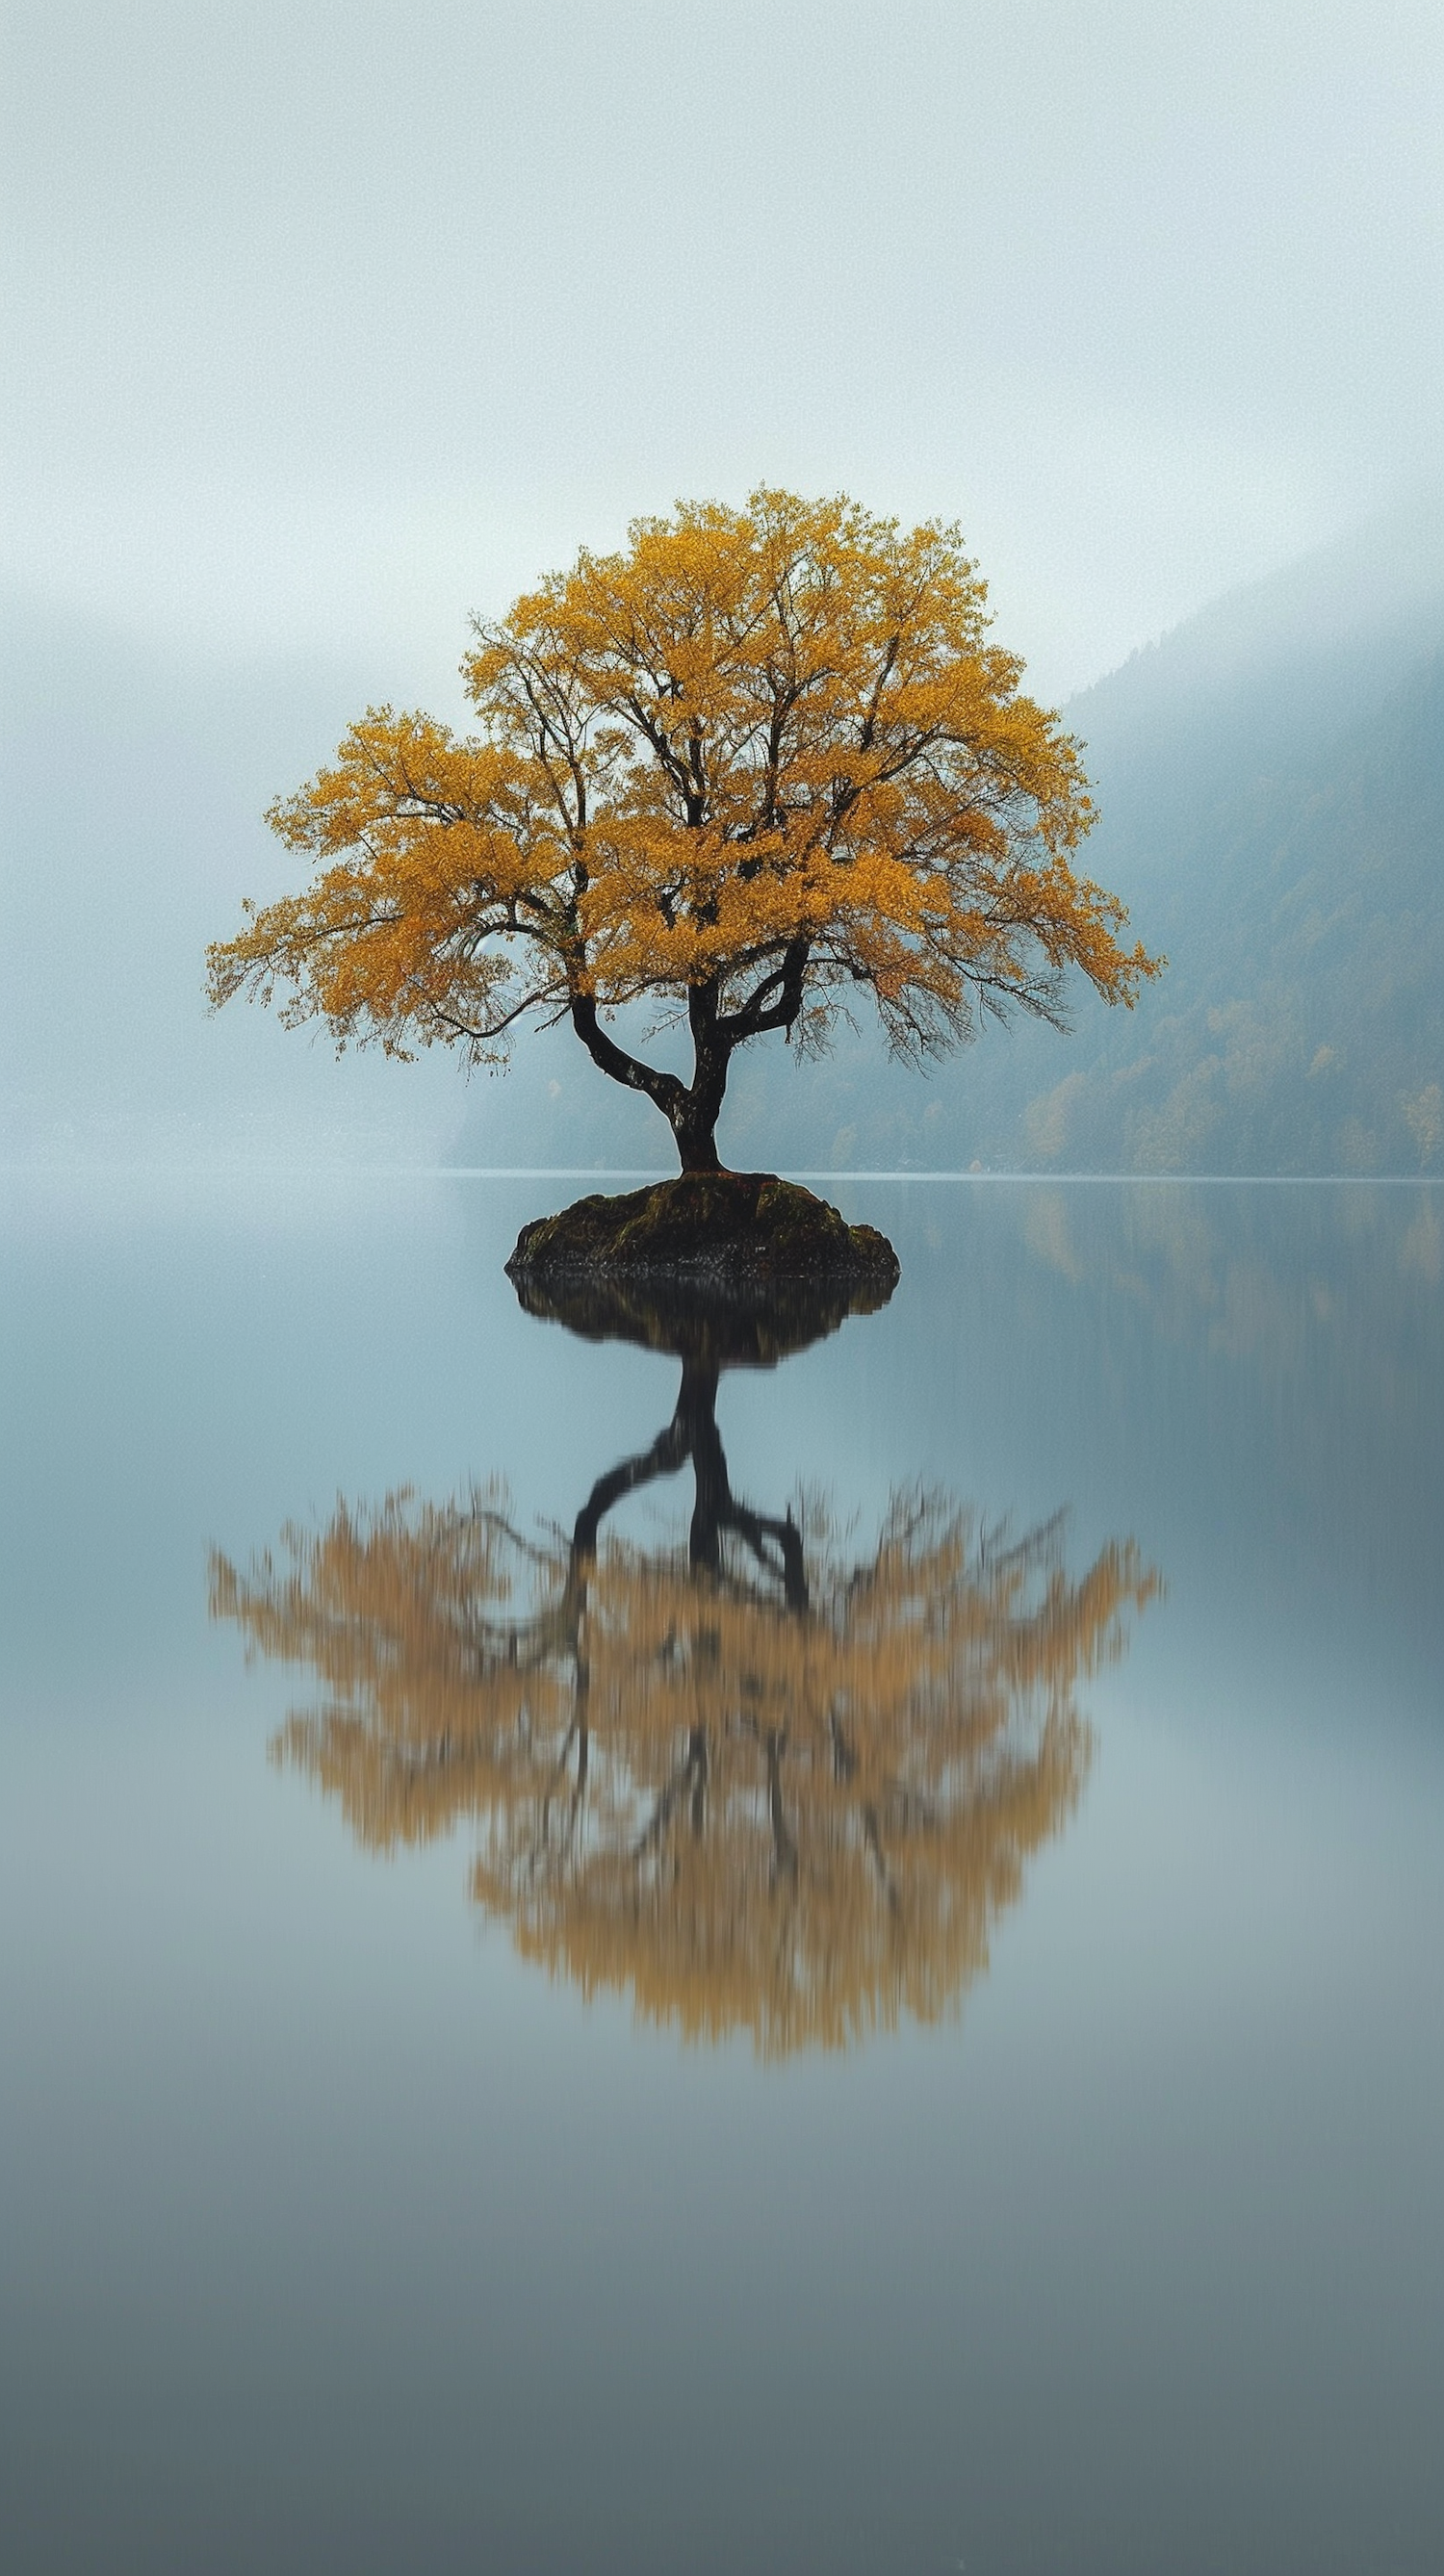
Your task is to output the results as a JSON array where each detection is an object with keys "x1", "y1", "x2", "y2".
[{"x1": 2, "y1": 1171, "x2": 1441, "y2": 2576}]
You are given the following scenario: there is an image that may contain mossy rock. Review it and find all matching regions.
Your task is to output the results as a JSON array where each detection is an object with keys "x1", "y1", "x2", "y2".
[{"x1": 505, "y1": 1172, "x2": 899, "y2": 1291}]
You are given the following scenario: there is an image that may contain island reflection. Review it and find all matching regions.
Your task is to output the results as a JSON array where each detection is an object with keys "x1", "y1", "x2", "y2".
[{"x1": 211, "y1": 1275, "x2": 1158, "y2": 2056}]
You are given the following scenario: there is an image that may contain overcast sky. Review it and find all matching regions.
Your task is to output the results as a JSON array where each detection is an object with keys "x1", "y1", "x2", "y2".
[{"x1": 4, "y1": 0, "x2": 1443, "y2": 703}]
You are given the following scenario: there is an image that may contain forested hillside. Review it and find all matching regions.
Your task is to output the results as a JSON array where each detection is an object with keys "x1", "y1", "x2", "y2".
[{"x1": 1009, "y1": 640, "x2": 1444, "y2": 1175}]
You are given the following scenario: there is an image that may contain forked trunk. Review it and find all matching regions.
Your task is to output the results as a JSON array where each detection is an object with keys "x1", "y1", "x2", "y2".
[{"x1": 568, "y1": 989, "x2": 734, "y2": 1174}]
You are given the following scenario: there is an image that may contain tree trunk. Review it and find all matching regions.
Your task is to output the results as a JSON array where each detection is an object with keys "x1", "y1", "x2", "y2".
[
  {"x1": 671, "y1": 990, "x2": 730, "y2": 1173},
  {"x1": 671, "y1": 1098, "x2": 724, "y2": 1173}
]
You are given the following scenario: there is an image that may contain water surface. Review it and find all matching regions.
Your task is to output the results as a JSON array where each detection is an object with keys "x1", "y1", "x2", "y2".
[{"x1": 2, "y1": 1172, "x2": 1440, "y2": 2574}]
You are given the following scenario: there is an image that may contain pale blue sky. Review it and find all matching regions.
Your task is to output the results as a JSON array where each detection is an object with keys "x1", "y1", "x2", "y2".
[{"x1": 5, "y1": 0, "x2": 1443, "y2": 699}]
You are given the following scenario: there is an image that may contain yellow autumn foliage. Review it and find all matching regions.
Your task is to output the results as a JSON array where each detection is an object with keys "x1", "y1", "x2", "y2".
[{"x1": 208, "y1": 491, "x2": 1159, "y2": 1168}]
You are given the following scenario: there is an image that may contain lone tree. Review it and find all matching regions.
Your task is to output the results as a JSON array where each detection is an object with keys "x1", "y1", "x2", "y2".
[{"x1": 209, "y1": 489, "x2": 1158, "y2": 1173}]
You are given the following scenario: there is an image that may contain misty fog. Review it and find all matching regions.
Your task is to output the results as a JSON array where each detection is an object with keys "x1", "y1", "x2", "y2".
[{"x1": 3, "y1": 0, "x2": 1442, "y2": 1166}]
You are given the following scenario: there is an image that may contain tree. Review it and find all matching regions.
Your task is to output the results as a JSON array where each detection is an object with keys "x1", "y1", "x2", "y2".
[
  {"x1": 211, "y1": 1330, "x2": 1158, "y2": 2055},
  {"x1": 208, "y1": 490, "x2": 1160, "y2": 1172}
]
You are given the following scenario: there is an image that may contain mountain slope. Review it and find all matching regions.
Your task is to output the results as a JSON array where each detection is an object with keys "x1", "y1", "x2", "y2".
[{"x1": 1014, "y1": 643, "x2": 1444, "y2": 1173}]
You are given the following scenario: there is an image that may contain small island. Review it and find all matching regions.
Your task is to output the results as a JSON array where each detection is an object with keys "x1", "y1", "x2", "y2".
[{"x1": 506, "y1": 1170, "x2": 898, "y2": 1291}]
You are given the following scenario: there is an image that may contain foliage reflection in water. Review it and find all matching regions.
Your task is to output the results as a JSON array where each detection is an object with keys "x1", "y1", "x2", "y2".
[{"x1": 211, "y1": 1275, "x2": 1158, "y2": 2055}]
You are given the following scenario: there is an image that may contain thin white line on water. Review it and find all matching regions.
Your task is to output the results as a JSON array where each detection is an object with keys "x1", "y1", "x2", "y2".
[
  {"x1": 437, "y1": 1167, "x2": 1444, "y2": 1189},
  {"x1": 6, "y1": 1162, "x2": 1439, "y2": 1188}
]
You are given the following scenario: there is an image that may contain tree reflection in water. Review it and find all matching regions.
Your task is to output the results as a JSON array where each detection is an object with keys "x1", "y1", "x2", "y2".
[{"x1": 211, "y1": 1275, "x2": 1158, "y2": 2055}]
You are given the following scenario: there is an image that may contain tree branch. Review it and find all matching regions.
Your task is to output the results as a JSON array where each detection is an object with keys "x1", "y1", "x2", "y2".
[
  {"x1": 717, "y1": 938, "x2": 810, "y2": 1044},
  {"x1": 569, "y1": 992, "x2": 686, "y2": 1121}
]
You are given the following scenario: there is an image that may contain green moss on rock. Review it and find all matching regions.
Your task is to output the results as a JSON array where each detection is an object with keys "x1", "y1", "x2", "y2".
[{"x1": 505, "y1": 1172, "x2": 899, "y2": 1288}]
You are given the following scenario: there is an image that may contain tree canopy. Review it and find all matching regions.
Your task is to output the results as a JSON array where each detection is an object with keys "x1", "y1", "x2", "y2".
[
  {"x1": 211, "y1": 1351, "x2": 1157, "y2": 2055},
  {"x1": 208, "y1": 489, "x2": 1160, "y2": 1170}
]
